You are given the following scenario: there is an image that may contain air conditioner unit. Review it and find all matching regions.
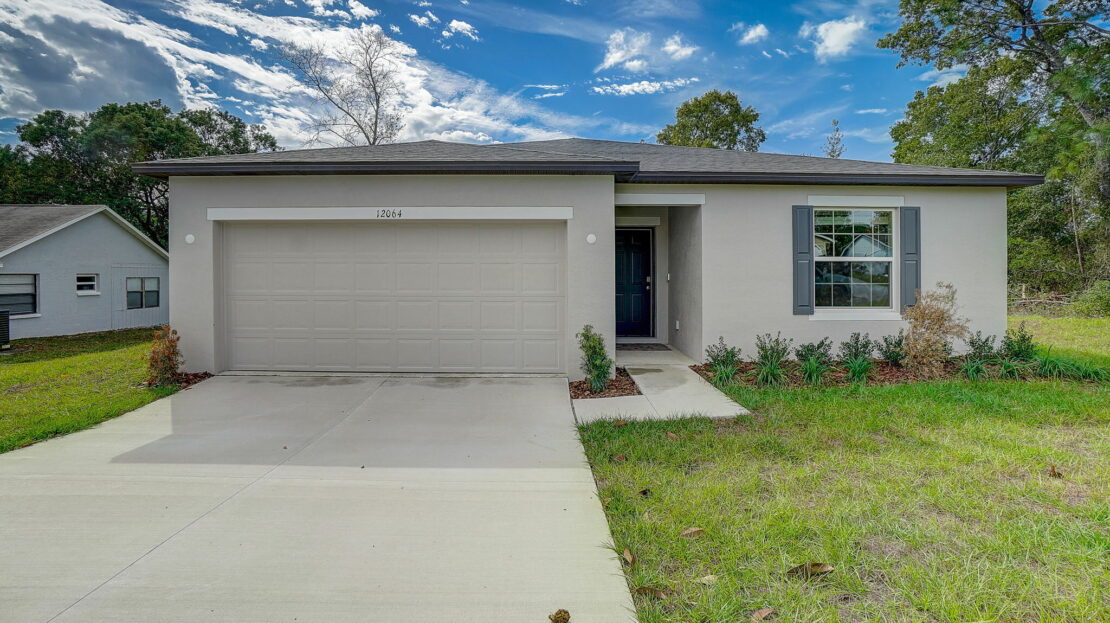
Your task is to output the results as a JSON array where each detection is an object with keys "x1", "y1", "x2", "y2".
[{"x1": 0, "y1": 310, "x2": 9, "y2": 350}]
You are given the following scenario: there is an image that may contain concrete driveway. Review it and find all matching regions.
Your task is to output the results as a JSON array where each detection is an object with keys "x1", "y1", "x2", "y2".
[{"x1": 0, "y1": 375, "x2": 634, "y2": 623}]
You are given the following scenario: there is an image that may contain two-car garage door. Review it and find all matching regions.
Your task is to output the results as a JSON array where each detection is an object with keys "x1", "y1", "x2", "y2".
[{"x1": 222, "y1": 221, "x2": 566, "y2": 373}]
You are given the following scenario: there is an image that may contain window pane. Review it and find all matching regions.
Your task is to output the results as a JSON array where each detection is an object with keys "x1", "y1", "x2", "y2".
[
  {"x1": 814, "y1": 235, "x2": 834, "y2": 256},
  {"x1": 871, "y1": 263, "x2": 891, "y2": 284},
  {"x1": 815, "y1": 262, "x2": 833, "y2": 284},
  {"x1": 832, "y1": 284, "x2": 852, "y2": 306},
  {"x1": 144, "y1": 291, "x2": 160, "y2": 308},
  {"x1": 76, "y1": 283, "x2": 96, "y2": 291},
  {"x1": 831, "y1": 262, "x2": 851, "y2": 283},
  {"x1": 815, "y1": 285, "x2": 832, "y2": 307},
  {"x1": 871, "y1": 285, "x2": 890, "y2": 307},
  {"x1": 144, "y1": 277, "x2": 159, "y2": 291},
  {"x1": 852, "y1": 284, "x2": 872, "y2": 306},
  {"x1": 850, "y1": 262, "x2": 871, "y2": 284},
  {"x1": 126, "y1": 278, "x2": 142, "y2": 290},
  {"x1": 832, "y1": 234, "x2": 854, "y2": 257},
  {"x1": 127, "y1": 291, "x2": 143, "y2": 309}
]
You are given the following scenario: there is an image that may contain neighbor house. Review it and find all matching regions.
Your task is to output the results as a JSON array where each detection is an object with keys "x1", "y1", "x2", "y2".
[
  {"x1": 134, "y1": 139, "x2": 1041, "y2": 375},
  {"x1": 0, "y1": 205, "x2": 169, "y2": 339}
]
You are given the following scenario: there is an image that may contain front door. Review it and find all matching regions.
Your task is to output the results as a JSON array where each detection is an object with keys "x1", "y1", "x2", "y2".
[{"x1": 615, "y1": 228, "x2": 652, "y2": 337}]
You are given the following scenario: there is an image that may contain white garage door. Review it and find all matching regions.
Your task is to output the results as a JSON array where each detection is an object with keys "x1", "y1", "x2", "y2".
[{"x1": 222, "y1": 221, "x2": 566, "y2": 372}]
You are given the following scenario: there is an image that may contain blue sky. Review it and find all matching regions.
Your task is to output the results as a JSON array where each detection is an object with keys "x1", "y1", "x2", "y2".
[{"x1": 0, "y1": 0, "x2": 965, "y2": 162}]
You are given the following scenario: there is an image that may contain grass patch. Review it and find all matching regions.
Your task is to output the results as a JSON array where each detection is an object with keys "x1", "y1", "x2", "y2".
[
  {"x1": 0, "y1": 328, "x2": 177, "y2": 453},
  {"x1": 1011, "y1": 315, "x2": 1110, "y2": 368},
  {"x1": 581, "y1": 317, "x2": 1110, "y2": 622}
]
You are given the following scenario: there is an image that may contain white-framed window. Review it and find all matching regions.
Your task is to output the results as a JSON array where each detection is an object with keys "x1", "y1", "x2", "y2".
[
  {"x1": 0, "y1": 274, "x2": 38, "y2": 316},
  {"x1": 126, "y1": 277, "x2": 160, "y2": 310},
  {"x1": 76, "y1": 274, "x2": 99, "y2": 295},
  {"x1": 813, "y1": 208, "x2": 895, "y2": 309}
]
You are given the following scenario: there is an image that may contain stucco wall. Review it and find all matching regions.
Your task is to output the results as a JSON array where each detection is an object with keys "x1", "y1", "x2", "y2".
[
  {"x1": 1, "y1": 212, "x2": 168, "y2": 339},
  {"x1": 168, "y1": 174, "x2": 616, "y2": 375},
  {"x1": 666, "y1": 205, "x2": 703, "y2": 359},
  {"x1": 618, "y1": 183, "x2": 1008, "y2": 359}
]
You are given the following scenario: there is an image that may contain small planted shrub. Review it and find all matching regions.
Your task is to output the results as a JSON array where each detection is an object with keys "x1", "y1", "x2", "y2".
[
  {"x1": 705, "y1": 336, "x2": 742, "y2": 386},
  {"x1": 794, "y1": 338, "x2": 833, "y2": 364},
  {"x1": 965, "y1": 331, "x2": 1000, "y2": 363},
  {"x1": 998, "y1": 359, "x2": 1032, "y2": 380},
  {"x1": 754, "y1": 332, "x2": 793, "y2": 386},
  {"x1": 1002, "y1": 322, "x2": 1038, "y2": 362},
  {"x1": 961, "y1": 357, "x2": 989, "y2": 381},
  {"x1": 878, "y1": 331, "x2": 905, "y2": 367},
  {"x1": 1071, "y1": 280, "x2": 1110, "y2": 317},
  {"x1": 800, "y1": 356, "x2": 830, "y2": 385},
  {"x1": 1034, "y1": 353, "x2": 1110, "y2": 382},
  {"x1": 838, "y1": 332, "x2": 875, "y2": 362},
  {"x1": 903, "y1": 282, "x2": 969, "y2": 378},
  {"x1": 845, "y1": 355, "x2": 873, "y2": 383},
  {"x1": 148, "y1": 325, "x2": 184, "y2": 387},
  {"x1": 577, "y1": 324, "x2": 613, "y2": 393}
]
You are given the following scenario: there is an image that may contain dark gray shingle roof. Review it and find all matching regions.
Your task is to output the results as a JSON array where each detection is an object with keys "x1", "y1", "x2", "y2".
[
  {"x1": 0, "y1": 205, "x2": 105, "y2": 256},
  {"x1": 133, "y1": 138, "x2": 1043, "y2": 187}
]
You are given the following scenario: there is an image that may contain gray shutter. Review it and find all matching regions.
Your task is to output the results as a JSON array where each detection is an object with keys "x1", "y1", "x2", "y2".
[
  {"x1": 900, "y1": 206, "x2": 921, "y2": 309},
  {"x1": 792, "y1": 205, "x2": 814, "y2": 315}
]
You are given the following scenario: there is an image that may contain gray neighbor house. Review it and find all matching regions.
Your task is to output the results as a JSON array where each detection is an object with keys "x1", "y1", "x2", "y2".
[
  {"x1": 133, "y1": 138, "x2": 1042, "y2": 375},
  {"x1": 0, "y1": 205, "x2": 168, "y2": 340}
]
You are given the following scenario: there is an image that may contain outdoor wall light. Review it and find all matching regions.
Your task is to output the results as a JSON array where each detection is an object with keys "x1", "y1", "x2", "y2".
[
  {"x1": 586, "y1": 233, "x2": 597, "y2": 244},
  {"x1": 184, "y1": 234, "x2": 196, "y2": 244}
]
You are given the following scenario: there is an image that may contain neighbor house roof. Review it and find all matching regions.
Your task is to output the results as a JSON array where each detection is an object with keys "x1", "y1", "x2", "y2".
[
  {"x1": 133, "y1": 138, "x2": 1044, "y2": 188},
  {"x1": 0, "y1": 205, "x2": 168, "y2": 260}
]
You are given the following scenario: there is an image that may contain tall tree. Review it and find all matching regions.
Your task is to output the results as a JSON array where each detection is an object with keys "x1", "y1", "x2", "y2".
[
  {"x1": 279, "y1": 27, "x2": 405, "y2": 146},
  {"x1": 878, "y1": 0, "x2": 1110, "y2": 200},
  {"x1": 3, "y1": 101, "x2": 279, "y2": 246},
  {"x1": 823, "y1": 119, "x2": 845, "y2": 158},
  {"x1": 656, "y1": 89, "x2": 766, "y2": 151}
]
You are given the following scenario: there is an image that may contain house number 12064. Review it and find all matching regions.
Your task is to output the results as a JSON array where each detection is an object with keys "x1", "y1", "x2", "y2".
[{"x1": 376, "y1": 209, "x2": 404, "y2": 218}]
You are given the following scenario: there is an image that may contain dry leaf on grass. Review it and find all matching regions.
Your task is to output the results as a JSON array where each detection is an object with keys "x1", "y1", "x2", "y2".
[
  {"x1": 786, "y1": 562, "x2": 834, "y2": 579},
  {"x1": 634, "y1": 586, "x2": 667, "y2": 599},
  {"x1": 1048, "y1": 465, "x2": 1064, "y2": 478},
  {"x1": 665, "y1": 431, "x2": 679, "y2": 440},
  {"x1": 613, "y1": 420, "x2": 629, "y2": 427},
  {"x1": 695, "y1": 574, "x2": 717, "y2": 585},
  {"x1": 680, "y1": 527, "x2": 705, "y2": 538},
  {"x1": 750, "y1": 607, "x2": 775, "y2": 621},
  {"x1": 621, "y1": 548, "x2": 636, "y2": 567},
  {"x1": 548, "y1": 608, "x2": 570, "y2": 623},
  {"x1": 612, "y1": 454, "x2": 628, "y2": 462}
]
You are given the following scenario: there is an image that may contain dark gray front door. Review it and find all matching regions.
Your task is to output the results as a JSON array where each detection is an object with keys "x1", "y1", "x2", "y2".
[{"x1": 615, "y1": 228, "x2": 652, "y2": 337}]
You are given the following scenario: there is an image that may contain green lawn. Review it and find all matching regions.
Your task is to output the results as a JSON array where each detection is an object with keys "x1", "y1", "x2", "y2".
[
  {"x1": 0, "y1": 328, "x2": 176, "y2": 453},
  {"x1": 1011, "y1": 314, "x2": 1110, "y2": 367},
  {"x1": 581, "y1": 317, "x2": 1110, "y2": 623}
]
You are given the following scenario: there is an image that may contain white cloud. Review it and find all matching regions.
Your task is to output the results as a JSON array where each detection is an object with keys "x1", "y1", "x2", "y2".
[
  {"x1": 249, "y1": 37, "x2": 268, "y2": 50},
  {"x1": 768, "y1": 105, "x2": 848, "y2": 139},
  {"x1": 533, "y1": 92, "x2": 565, "y2": 99},
  {"x1": 774, "y1": 48, "x2": 790, "y2": 58},
  {"x1": 855, "y1": 108, "x2": 887, "y2": 114},
  {"x1": 737, "y1": 23, "x2": 768, "y2": 45},
  {"x1": 592, "y1": 76, "x2": 698, "y2": 96},
  {"x1": 843, "y1": 126, "x2": 891, "y2": 143},
  {"x1": 347, "y1": 0, "x2": 377, "y2": 19},
  {"x1": 661, "y1": 34, "x2": 698, "y2": 60},
  {"x1": 408, "y1": 14, "x2": 431, "y2": 28},
  {"x1": 525, "y1": 84, "x2": 564, "y2": 90},
  {"x1": 799, "y1": 16, "x2": 867, "y2": 62},
  {"x1": 917, "y1": 65, "x2": 967, "y2": 87},
  {"x1": 424, "y1": 10, "x2": 440, "y2": 23},
  {"x1": 840, "y1": 84, "x2": 853, "y2": 91},
  {"x1": 761, "y1": 50, "x2": 772, "y2": 58},
  {"x1": 595, "y1": 28, "x2": 651, "y2": 72},
  {"x1": 305, "y1": 0, "x2": 350, "y2": 19},
  {"x1": 441, "y1": 19, "x2": 479, "y2": 41},
  {"x1": 425, "y1": 129, "x2": 494, "y2": 143},
  {"x1": 389, "y1": 24, "x2": 401, "y2": 33}
]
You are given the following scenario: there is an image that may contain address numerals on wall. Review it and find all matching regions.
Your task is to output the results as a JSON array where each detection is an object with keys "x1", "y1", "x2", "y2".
[{"x1": 375, "y1": 209, "x2": 405, "y2": 219}]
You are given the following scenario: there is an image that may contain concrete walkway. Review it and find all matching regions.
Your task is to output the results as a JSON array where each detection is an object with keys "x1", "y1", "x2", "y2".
[
  {"x1": 0, "y1": 376, "x2": 634, "y2": 623},
  {"x1": 573, "y1": 347, "x2": 747, "y2": 423}
]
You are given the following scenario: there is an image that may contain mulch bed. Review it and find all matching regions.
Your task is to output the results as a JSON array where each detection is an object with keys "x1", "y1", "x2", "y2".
[
  {"x1": 569, "y1": 367, "x2": 642, "y2": 399},
  {"x1": 691, "y1": 360, "x2": 961, "y2": 387},
  {"x1": 616, "y1": 343, "x2": 672, "y2": 351},
  {"x1": 141, "y1": 371, "x2": 213, "y2": 390}
]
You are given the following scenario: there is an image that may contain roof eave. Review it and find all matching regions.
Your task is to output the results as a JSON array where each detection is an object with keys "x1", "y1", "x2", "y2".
[
  {"x1": 132, "y1": 160, "x2": 641, "y2": 179},
  {"x1": 630, "y1": 171, "x2": 1045, "y2": 189}
]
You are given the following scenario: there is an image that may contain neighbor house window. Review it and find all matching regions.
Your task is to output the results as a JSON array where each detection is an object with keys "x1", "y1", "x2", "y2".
[
  {"x1": 127, "y1": 277, "x2": 160, "y2": 309},
  {"x1": 0, "y1": 274, "x2": 37, "y2": 315},
  {"x1": 813, "y1": 209, "x2": 893, "y2": 308},
  {"x1": 76, "y1": 274, "x2": 99, "y2": 295}
]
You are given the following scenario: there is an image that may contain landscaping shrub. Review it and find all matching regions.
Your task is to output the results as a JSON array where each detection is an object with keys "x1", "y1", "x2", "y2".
[
  {"x1": 576, "y1": 325, "x2": 613, "y2": 393},
  {"x1": 961, "y1": 357, "x2": 989, "y2": 380},
  {"x1": 877, "y1": 331, "x2": 905, "y2": 367},
  {"x1": 998, "y1": 359, "x2": 1033, "y2": 380},
  {"x1": 845, "y1": 355, "x2": 872, "y2": 383},
  {"x1": 1002, "y1": 322, "x2": 1038, "y2": 362},
  {"x1": 965, "y1": 331, "x2": 1000, "y2": 362},
  {"x1": 705, "y1": 336, "x2": 742, "y2": 386},
  {"x1": 838, "y1": 332, "x2": 874, "y2": 361},
  {"x1": 148, "y1": 325, "x2": 184, "y2": 387},
  {"x1": 1035, "y1": 353, "x2": 1110, "y2": 382},
  {"x1": 800, "y1": 356, "x2": 829, "y2": 385},
  {"x1": 754, "y1": 332, "x2": 792, "y2": 386},
  {"x1": 1071, "y1": 280, "x2": 1110, "y2": 317},
  {"x1": 794, "y1": 338, "x2": 833, "y2": 364},
  {"x1": 903, "y1": 282, "x2": 969, "y2": 378}
]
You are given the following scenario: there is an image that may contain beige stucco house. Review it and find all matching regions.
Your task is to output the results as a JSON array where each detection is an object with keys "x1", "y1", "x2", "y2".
[{"x1": 135, "y1": 139, "x2": 1041, "y2": 375}]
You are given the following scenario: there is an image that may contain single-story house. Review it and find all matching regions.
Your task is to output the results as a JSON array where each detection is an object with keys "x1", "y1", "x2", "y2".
[
  {"x1": 0, "y1": 205, "x2": 169, "y2": 340},
  {"x1": 134, "y1": 139, "x2": 1042, "y2": 375}
]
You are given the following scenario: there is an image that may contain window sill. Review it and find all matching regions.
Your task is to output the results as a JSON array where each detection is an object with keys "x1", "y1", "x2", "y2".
[
  {"x1": 10, "y1": 313, "x2": 42, "y2": 319},
  {"x1": 76, "y1": 291, "x2": 100, "y2": 297},
  {"x1": 810, "y1": 311, "x2": 903, "y2": 321}
]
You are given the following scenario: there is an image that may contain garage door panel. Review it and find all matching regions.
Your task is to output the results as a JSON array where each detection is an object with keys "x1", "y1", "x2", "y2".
[{"x1": 223, "y1": 221, "x2": 565, "y2": 373}]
